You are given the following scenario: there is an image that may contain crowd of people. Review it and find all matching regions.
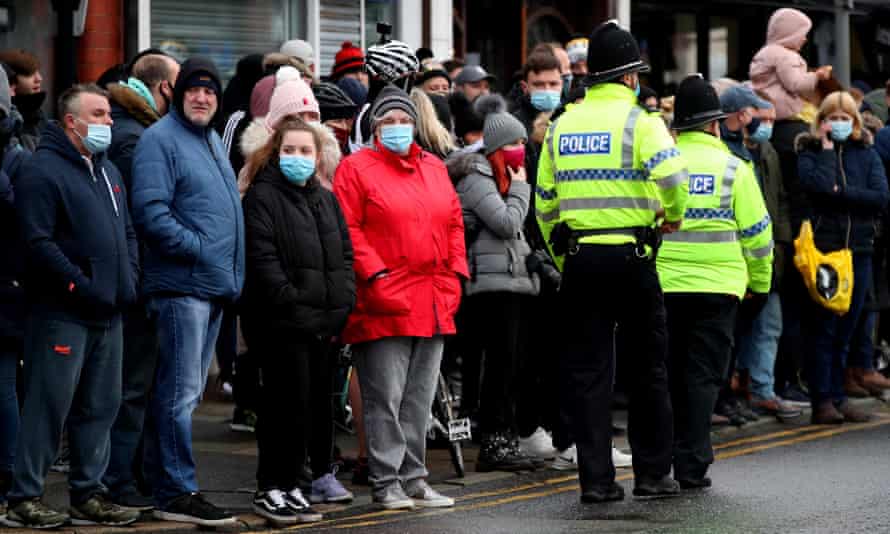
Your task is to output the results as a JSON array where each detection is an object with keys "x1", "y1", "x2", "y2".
[{"x1": 0, "y1": 5, "x2": 890, "y2": 528}]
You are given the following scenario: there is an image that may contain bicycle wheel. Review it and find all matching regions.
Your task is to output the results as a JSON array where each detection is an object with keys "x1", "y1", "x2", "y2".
[{"x1": 436, "y1": 373, "x2": 466, "y2": 478}]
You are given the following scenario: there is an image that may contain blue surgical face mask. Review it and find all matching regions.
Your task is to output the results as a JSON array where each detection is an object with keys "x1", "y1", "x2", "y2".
[
  {"x1": 749, "y1": 122, "x2": 773, "y2": 144},
  {"x1": 379, "y1": 124, "x2": 414, "y2": 154},
  {"x1": 279, "y1": 155, "x2": 316, "y2": 185},
  {"x1": 530, "y1": 90, "x2": 561, "y2": 112},
  {"x1": 634, "y1": 81, "x2": 641, "y2": 98},
  {"x1": 75, "y1": 119, "x2": 112, "y2": 154},
  {"x1": 830, "y1": 120, "x2": 853, "y2": 142}
]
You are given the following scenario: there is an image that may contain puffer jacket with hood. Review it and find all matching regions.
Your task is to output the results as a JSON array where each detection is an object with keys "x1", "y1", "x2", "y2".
[
  {"x1": 446, "y1": 150, "x2": 540, "y2": 297},
  {"x1": 242, "y1": 162, "x2": 355, "y2": 339},
  {"x1": 750, "y1": 8, "x2": 819, "y2": 121},
  {"x1": 131, "y1": 57, "x2": 245, "y2": 302}
]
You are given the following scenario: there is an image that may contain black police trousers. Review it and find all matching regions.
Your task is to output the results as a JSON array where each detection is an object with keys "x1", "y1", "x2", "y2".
[
  {"x1": 558, "y1": 244, "x2": 673, "y2": 491},
  {"x1": 665, "y1": 293, "x2": 738, "y2": 481}
]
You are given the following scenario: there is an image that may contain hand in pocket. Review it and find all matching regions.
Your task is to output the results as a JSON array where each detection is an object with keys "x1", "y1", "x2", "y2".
[{"x1": 366, "y1": 273, "x2": 411, "y2": 315}]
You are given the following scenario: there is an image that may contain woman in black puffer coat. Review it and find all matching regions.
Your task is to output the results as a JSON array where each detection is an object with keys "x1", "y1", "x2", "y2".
[{"x1": 241, "y1": 118, "x2": 356, "y2": 524}]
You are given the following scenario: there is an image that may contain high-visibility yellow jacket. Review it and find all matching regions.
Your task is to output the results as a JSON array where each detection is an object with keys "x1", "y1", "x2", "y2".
[
  {"x1": 535, "y1": 83, "x2": 689, "y2": 255},
  {"x1": 656, "y1": 131, "x2": 773, "y2": 297}
]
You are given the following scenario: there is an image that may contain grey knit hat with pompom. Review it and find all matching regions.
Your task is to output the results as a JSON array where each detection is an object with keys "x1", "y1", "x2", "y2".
[{"x1": 483, "y1": 110, "x2": 528, "y2": 155}]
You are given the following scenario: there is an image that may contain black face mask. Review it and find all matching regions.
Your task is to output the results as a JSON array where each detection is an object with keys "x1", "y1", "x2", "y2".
[
  {"x1": 12, "y1": 91, "x2": 46, "y2": 118},
  {"x1": 746, "y1": 117, "x2": 761, "y2": 136}
]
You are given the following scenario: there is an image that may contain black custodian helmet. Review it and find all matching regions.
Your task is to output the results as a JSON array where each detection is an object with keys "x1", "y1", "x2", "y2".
[{"x1": 586, "y1": 19, "x2": 650, "y2": 84}]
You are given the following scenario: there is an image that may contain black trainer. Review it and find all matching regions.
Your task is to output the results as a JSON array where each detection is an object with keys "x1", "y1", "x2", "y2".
[
  {"x1": 283, "y1": 488, "x2": 323, "y2": 523},
  {"x1": 153, "y1": 492, "x2": 237, "y2": 527},
  {"x1": 633, "y1": 475, "x2": 681, "y2": 498},
  {"x1": 581, "y1": 482, "x2": 625, "y2": 503},
  {"x1": 679, "y1": 477, "x2": 712, "y2": 490},
  {"x1": 253, "y1": 490, "x2": 299, "y2": 526},
  {"x1": 476, "y1": 434, "x2": 536, "y2": 473}
]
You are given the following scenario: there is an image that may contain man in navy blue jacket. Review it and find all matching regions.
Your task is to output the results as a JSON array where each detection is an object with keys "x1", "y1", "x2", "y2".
[
  {"x1": 2, "y1": 84, "x2": 140, "y2": 529},
  {"x1": 131, "y1": 57, "x2": 244, "y2": 527}
]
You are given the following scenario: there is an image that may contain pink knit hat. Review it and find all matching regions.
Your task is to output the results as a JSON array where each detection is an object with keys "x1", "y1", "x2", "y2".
[{"x1": 265, "y1": 66, "x2": 320, "y2": 131}]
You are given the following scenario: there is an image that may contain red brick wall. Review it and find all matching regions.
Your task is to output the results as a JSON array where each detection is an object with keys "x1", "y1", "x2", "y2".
[{"x1": 77, "y1": 0, "x2": 124, "y2": 83}]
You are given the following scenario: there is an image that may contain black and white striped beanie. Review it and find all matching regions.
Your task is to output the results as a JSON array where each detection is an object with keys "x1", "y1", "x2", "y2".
[{"x1": 365, "y1": 40, "x2": 419, "y2": 83}]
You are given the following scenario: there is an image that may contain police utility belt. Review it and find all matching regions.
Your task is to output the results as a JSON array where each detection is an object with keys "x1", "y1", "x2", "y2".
[{"x1": 550, "y1": 222, "x2": 662, "y2": 260}]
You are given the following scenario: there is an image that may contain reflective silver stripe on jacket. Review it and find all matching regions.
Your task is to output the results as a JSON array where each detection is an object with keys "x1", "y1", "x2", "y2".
[
  {"x1": 560, "y1": 197, "x2": 661, "y2": 212},
  {"x1": 744, "y1": 241, "x2": 774, "y2": 258},
  {"x1": 720, "y1": 156, "x2": 740, "y2": 209},
  {"x1": 656, "y1": 169, "x2": 688, "y2": 190},
  {"x1": 622, "y1": 107, "x2": 642, "y2": 169},
  {"x1": 662, "y1": 230, "x2": 738, "y2": 243}
]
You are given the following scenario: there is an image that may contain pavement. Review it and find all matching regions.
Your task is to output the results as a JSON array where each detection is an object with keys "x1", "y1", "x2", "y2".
[{"x1": 2, "y1": 390, "x2": 889, "y2": 533}]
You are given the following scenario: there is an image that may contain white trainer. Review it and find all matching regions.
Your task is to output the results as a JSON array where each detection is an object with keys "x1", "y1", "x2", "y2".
[
  {"x1": 550, "y1": 445, "x2": 578, "y2": 471},
  {"x1": 612, "y1": 446, "x2": 632, "y2": 468},
  {"x1": 518, "y1": 427, "x2": 558, "y2": 460}
]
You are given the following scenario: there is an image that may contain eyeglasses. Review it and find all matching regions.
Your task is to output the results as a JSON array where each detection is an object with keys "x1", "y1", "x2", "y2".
[{"x1": 378, "y1": 116, "x2": 415, "y2": 126}]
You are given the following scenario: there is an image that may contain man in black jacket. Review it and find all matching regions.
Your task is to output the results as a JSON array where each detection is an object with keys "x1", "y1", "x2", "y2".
[
  {"x1": 103, "y1": 51, "x2": 179, "y2": 511},
  {"x1": 1, "y1": 85, "x2": 140, "y2": 529}
]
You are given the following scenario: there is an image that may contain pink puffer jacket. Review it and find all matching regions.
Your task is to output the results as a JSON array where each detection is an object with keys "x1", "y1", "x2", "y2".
[{"x1": 749, "y1": 8, "x2": 819, "y2": 120}]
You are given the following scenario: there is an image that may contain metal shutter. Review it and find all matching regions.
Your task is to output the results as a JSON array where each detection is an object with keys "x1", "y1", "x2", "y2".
[
  {"x1": 319, "y1": 0, "x2": 361, "y2": 77},
  {"x1": 151, "y1": 0, "x2": 289, "y2": 82}
]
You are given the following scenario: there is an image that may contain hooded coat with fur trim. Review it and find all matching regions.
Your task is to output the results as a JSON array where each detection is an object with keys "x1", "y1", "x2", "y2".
[
  {"x1": 107, "y1": 82, "x2": 161, "y2": 197},
  {"x1": 238, "y1": 118, "x2": 342, "y2": 194},
  {"x1": 796, "y1": 132, "x2": 889, "y2": 253}
]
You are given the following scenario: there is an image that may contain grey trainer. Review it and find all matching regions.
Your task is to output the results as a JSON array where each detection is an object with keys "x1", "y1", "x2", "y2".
[
  {"x1": 373, "y1": 484, "x2": 415, "y2": 510},
  {"x1": 1, "y1": 499, "x2": 69, "y2": 529},
  {"x1": 69, "y1": 494, "x2": 140, "y2": 526}
]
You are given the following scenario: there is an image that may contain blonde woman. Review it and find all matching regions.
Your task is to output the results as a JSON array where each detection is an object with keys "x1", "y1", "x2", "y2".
[
  {"x1": 410, "y1": 88, "x2": 456, "y2": 159},
  {"x1": 796, "y1": 91, "x2": 889, "y2": 424}
]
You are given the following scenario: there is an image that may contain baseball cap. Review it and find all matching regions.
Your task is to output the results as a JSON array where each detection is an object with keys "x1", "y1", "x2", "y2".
[
  {"x1": 720, "y1": 84, "x2": 772, "y2": 113},
  {"x1": 455, "y1": 65, "x2": 496, "y2": 85}
]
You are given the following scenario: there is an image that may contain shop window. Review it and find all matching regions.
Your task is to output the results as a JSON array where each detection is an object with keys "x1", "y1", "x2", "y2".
[{"x1": 151, "y1": 0, "x2": 306, "y2": 83}]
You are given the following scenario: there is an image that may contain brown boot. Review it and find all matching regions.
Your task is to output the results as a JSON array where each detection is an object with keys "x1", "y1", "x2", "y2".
[
  {"x1": 837, "y1": 400, "x2": 872, "y2": 423},
  {"x1": 844, "y1": 368, "x2": 870, "y2": 398},
  {"x1": 811, "y1": 400, "x2": 844, "y2": 425},
  {"x1": 856, "y1": 368, "x2": 890, "y2": 395}
]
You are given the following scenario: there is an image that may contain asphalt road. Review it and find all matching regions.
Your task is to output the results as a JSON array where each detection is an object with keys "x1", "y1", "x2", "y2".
[{"x1": 281, "y1": 416, "x2": 890, "y2": 534}]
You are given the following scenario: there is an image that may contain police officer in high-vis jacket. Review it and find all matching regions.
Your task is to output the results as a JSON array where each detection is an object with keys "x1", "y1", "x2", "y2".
[
  {"x1": 660, "y1": 75, "x2": 773, "y2": 490},
  {"x1": 536, "y1": 20, "x2": 689, "y2": 503}
]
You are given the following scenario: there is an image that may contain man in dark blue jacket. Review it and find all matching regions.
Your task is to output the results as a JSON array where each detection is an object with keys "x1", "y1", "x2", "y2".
[
  {"x1": 131, "y1": 57, "x2": 244, "y2": 527},
  {"x1": 2, "y1": 84, "x2": 140, "y2": 529},
  {"x1": 102, "y1": 51, "x2": 179, "y2": 512}
]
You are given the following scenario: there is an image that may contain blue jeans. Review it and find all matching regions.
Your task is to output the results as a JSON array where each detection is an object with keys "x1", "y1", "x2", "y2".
[
  {"x1": 103, "y1": 303, "x2": 159, "y2": 498},
  {"x1": 0, "y1": 343, "x2": 20, "y2": 487},
  {"x1": 736, "y1": 292, "x2": 783, "y2": 400},
  {"x1": 847, "y1": 311, "x2": 877, "y2": 371},
  {"x1": 805, "y1": 253, "x2": 872, "y2": 405},
  {"x1": 8, "y1": 314, "x2": 122, "y2": 506},
  {"x1": 144, "y1": 296, "x2": 222, "y2": 509}
]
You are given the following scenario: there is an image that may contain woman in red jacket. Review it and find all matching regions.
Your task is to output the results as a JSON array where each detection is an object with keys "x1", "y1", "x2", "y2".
[{"x1": 333, "y1": 86, "x2": 468, "y2": 510}]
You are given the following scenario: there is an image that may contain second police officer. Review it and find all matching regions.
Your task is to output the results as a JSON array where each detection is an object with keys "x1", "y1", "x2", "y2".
[
  {"x1": 660, "y1": 75, "x2": 773, "y2": 490},
  {"x1": 536, "y1": 20, "x2": 689, "y2": 503}
]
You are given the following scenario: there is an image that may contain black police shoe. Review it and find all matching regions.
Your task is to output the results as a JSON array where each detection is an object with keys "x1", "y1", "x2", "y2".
[
  {"x1": 581, "y1": 483, "x2": 625, "y2": 504},
  {"x1": 632, "y1": 475, "x2": 681, "y2": 498},
  {"x1": 678, "y1": 477, "x2": 712, "y2": 491}
]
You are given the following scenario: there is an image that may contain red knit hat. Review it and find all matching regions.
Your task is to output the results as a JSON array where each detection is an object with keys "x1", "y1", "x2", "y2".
[{"x1": 332, "y1": 41, "x2": 364, "y2": 79}]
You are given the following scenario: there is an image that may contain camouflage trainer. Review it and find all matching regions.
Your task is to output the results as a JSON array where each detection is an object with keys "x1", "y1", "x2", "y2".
[
  {"x1": 1, "y1": 498, "x2": 69, "y2": 529},
  {"x1": 69, "y1": 494, "x2": 140, "y2": 526}
]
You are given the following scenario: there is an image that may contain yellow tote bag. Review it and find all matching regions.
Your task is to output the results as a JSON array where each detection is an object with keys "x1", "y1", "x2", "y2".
[{"x1": 793, "y1": 220, "x2": 853, "y2": 315}]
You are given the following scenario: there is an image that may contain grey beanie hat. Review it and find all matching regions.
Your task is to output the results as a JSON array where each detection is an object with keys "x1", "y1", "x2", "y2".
[
  {"x1": 370, "y1": 84, "x2": 418, "y2": 126},
  {"x1": 0, "y1": 64, "x2": 10, "y2": 117},
  {"x1": 483, "y1": 111, "x2": 527, "y2": 155}
]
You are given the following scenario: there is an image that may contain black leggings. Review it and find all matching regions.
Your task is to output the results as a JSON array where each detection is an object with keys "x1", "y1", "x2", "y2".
[{"x1": 255, "y1": 337, "x2": 334, "y2": 490}]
